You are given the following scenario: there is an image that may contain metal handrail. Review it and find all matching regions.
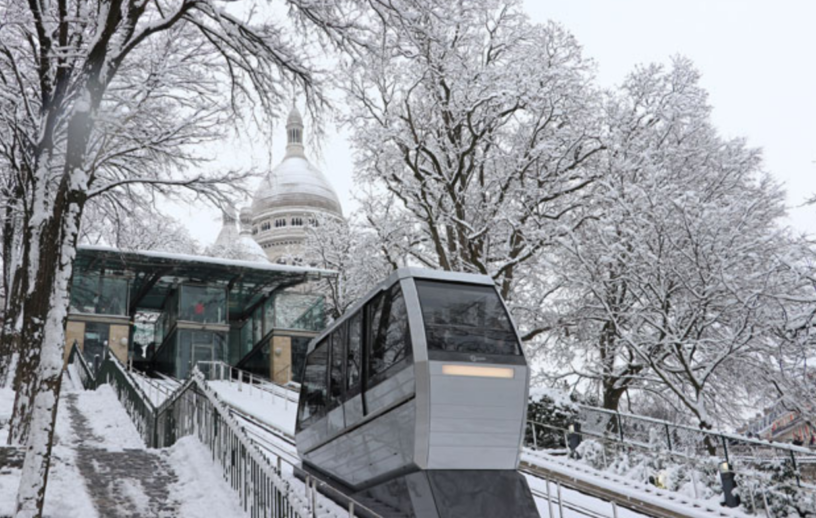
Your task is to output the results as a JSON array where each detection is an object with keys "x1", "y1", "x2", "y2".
[
  {"x1": 525, "y1": 418, "x2": 811, "y2": 516},
  {"x1": 578, "y1": 404, "x2": 814, "y2": 456},
  {"x1": 78, "y1": 350, "x2": 367, "y2": 517}
]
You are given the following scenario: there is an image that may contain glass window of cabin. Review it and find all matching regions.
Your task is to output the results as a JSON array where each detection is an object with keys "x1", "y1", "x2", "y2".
[
  {"x1": 346, "y1": 311, "x2": 362, "y2": 392},
  {"x1": 328, "y1": 326, "x2": 346, "y2": 407},
  {"x1": 415, "y1": 280, "x2": 520, "y2": 356},
  {"x1": 299, "y1": 339, "x2": 329, "y2": 426},
  {"x1": 178, "y1": 285, "x2": 226, "y2": 324},
  {"x1": 367, "y1": 284, "x2": 411, "y2": 380}
]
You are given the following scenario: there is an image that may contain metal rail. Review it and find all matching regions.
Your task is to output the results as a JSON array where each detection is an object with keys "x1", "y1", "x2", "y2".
[
  {"x1": 65, "y1": 344, "x2": 356, "y2": 518},
  {"x1": 525, "y1": 417, "x2": 810, "y2": 515}
]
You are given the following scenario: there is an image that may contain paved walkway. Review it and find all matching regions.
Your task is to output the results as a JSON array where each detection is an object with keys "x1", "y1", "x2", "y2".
[{"x1": 63, "y1": 393, "x2": 180, "y2": 518}]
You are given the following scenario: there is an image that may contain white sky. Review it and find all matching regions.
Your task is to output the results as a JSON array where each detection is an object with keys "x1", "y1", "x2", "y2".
[{"x1": 178, "y1": 0, "x2": 816, "y2": 246}]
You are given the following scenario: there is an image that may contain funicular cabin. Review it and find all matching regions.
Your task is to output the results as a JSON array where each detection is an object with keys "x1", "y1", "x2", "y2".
[{"x1": 66, "y1": 246, "x2": 332, "y2": 382}]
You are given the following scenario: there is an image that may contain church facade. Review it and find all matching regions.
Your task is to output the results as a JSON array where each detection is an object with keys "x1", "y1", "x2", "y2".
[{"x1": 212, "y1": 106, "x2": 344, "y2": 264}]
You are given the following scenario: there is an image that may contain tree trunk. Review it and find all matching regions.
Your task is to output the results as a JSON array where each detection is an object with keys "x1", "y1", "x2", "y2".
[{"x1": 13, "y1": 95, "x2": 93, "y2": 518}]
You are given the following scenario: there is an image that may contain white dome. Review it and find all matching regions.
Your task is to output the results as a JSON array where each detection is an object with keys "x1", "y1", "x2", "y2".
[
  {"x1": 235, "y1": 234, "x2": 269, "y2": 262},
  {"x1": 251, "y1": 156, "x2": 343, "y2": 215},
  {"x1": 250, "y1": 106, "x2": 342, "y2": 216}
]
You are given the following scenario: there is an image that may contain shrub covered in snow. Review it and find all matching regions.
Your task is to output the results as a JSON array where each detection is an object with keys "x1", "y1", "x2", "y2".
[{"x1": 526, "y1": 386, "x2": 579, "y2": 449}]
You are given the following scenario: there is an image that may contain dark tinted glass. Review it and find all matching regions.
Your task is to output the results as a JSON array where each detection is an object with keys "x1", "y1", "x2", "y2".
[
  {"x1": 328, "y1": 327, "x2": 345, "y2": 406},
  {"x1": 299, "y1": 340, "x2": 328, "y2": 425},
  {"x1": 416, "y1": 280, "x2": 520, "y2": 356},
  {"x1": 347, "y1": 312, "x2": 362, "y2": 391},
  {"x1": 368, "y1": 284, "x2": 411, "y2": 379}
]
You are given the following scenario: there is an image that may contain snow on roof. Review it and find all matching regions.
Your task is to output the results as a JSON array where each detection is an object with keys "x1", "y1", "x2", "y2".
[{"x1": 77, "y1": 245, "x2": 337, "y2": 277}]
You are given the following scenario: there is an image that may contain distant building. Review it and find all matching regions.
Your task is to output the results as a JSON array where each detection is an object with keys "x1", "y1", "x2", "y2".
[
  {"x1": 237, "y1": 106, "x2": 343, "y2": 265},
  {"x1": 66, "y1": 246, "x2": 333, "y2": 384},
  {"x1": 739, "y1": 400, "x2": 814, "y2": 446}
]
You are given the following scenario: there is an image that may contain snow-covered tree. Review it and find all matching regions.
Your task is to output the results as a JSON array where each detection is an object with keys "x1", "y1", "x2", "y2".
[
  {"x1": 341, "y1": 0, "x2": 603, "y2": 338},
  {"x1": 303, "y1": 214, "x2": 395, "y2": 319},
  {"x1": 0, "y1": 0, "x2": 358, "y2": 514},
  {"x1": 548, "y1": 59, "x2": 792, "y2": 437},
  {"x1": 79, "y1": 201, "x2": 200, "y2": 254}
]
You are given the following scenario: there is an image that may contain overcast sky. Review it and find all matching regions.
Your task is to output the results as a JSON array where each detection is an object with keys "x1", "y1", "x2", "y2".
[{"x1": 179, "y1": 0, "x2": 816, "y2": 246}]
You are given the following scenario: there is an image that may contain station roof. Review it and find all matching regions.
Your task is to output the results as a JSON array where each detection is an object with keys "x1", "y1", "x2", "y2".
[{"x1": 74, "y1": 245, "x2": 335, "y2": 319}]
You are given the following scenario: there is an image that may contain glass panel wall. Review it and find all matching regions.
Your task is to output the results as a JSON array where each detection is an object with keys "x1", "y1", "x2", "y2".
[
  {"x1": 252, "y1": 305, "x2": 263, "y2": 344},
  {"x1": 153, "y1": 329, "x2": 227, "y2": 379},
  {"x1": 83, "y1": 322, "x2": 110, "y2": 372},
  {"x1": 178, "y1": 285, "x2": 226, "y2": 324},
  {"x1": 70, "y1": 271, "x2": 129, "y2": 316},
  {"x1": 272, "y1": 291, "x2": 325, "y2": 331}
]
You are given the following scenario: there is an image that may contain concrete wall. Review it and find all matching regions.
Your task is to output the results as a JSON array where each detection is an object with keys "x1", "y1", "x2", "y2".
[
  {"x1": 64, "y1": 320, "x2": 86, "y2": 365},
  {"x1": 271, "y1": 335, "x2": 292, "y2": 384},
  {"x1": 109, "y1": 324, "x2": 130, "y2": 364}
]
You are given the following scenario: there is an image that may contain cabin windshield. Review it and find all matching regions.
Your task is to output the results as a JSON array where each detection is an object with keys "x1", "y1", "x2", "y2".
[{"x1": 416, "y1": 280, "x2": 520, "y2": 356}]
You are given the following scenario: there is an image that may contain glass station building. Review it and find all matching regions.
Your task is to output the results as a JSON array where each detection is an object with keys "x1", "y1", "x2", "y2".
[{"x1": 66, "y1": 245, "x2": 333, "y2": 383}]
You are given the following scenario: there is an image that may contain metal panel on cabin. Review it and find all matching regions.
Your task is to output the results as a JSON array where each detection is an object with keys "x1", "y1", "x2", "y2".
[
  {"x1": 425, "y1": 362, "x2": 526, "y2": 470},
  {"x1": 304, "y1": 400, "x2": 417, "y2": 489}
]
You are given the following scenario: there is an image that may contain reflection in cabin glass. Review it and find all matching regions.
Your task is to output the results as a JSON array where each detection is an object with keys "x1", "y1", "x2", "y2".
[
  {"x1": 367, "y1": 284, "x2": 411, "y2": 379},
  {"x1": 299, "y1": 339, "x2": 329, "y2": 426},
  {"x1": 415, "y1": 280, "x2": 520, "y2": 356}
]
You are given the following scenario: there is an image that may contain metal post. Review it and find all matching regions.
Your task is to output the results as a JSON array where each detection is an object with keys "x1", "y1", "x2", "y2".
[
  {"x1": 276, "y1": 456, "x2": 282, "y2": 475},
  {"x1": 311, "y1": 478, "x2": 317, "y2": 518},
  {"x1": 556, "y1": 482, "x2": 564, "y2": 518},
  {"x1": 721, "y1": 435, "x2": 730, "y2": 465},
  {"x1": 664, "y1": 423, "x2": 672, "y2": 451},
  {"x1": 790, "y1": 450, "x2": 801, "y2": 487},
  {"x1": 545, "y1": 480, "x2": 554, "y2": 518},
  {"x1": 348, "y1": 501, "x2": 355, "y2": 518},
  {"x1": 531, "y1": 422, "x2": 538, "y2": 450},
  {"x1": 616, "y1": 412, "x2": 625, "y2": 443},
  {"x1": 762, "y1": 487, "x2": 771, "y2": 518},
  {"x1": 690, "y1": 469, "x2": 699, "y2": 499},
  {"x1": 612, "y1": 502, "x2": 619, "y2": 518}
]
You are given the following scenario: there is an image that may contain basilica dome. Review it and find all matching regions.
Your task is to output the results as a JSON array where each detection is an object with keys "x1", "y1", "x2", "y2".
[
  {"x1": 250, "y1": 107, "x2": 342, "y2": 217},
  {"x1": 247, "y1": 106, "x2": 344, "y2": 263}
]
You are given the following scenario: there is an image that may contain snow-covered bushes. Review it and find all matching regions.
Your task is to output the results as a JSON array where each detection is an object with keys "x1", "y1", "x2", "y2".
[{"x1": 526, "y1": 387, "x2": 579, "y2": 449}]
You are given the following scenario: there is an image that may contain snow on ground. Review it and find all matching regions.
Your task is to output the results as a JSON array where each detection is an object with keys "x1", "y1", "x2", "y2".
[
  {"x1": 0, "y1": 384, "x2": 20, "y2": 517},
  {"x1": 526, "y1": 473, "x2": 647, "y2": 518},
  {"x1": 0, "y1": 384, "x2": 13, "y2": 444},
  {"x1": 164, "y1": 436, "x2": 245, "y2": 517},
  {"x1": 209, "y1": 379, "x2": 298, "y2": 435},
  {"x1": 71, "y1": 384, "x2": 145, "y2": 450},
  {"x1": 43, "y1": 382, "x2": 100, "y2": 518}
]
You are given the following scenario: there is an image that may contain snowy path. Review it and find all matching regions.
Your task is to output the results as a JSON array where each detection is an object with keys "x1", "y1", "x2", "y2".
[{"x1": 0, "y1": 379, "x2": 249, "y2": 518}]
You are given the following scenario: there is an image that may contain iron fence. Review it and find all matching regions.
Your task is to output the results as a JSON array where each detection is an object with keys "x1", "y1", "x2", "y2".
[{"x1": 65, "y1": 346, "x2": 335, "y2": 518}]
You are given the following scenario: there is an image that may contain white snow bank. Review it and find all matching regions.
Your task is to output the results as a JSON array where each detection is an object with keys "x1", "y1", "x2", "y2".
[
  {"x1": 209, "y1": 380, "x2": 297, "y2": 436},
  {"x1": 165, "y1": 436, "x2": 246, "y2": 518},
  {"x1": 0, "y1": 385, "x2": 14, "y2": 444},
  {"x1": 73, "y1": 384, "x2": 144, "y2": 450},
  {"x1": 42, "y1": 386, "x2": 100, "y2": 518}
]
